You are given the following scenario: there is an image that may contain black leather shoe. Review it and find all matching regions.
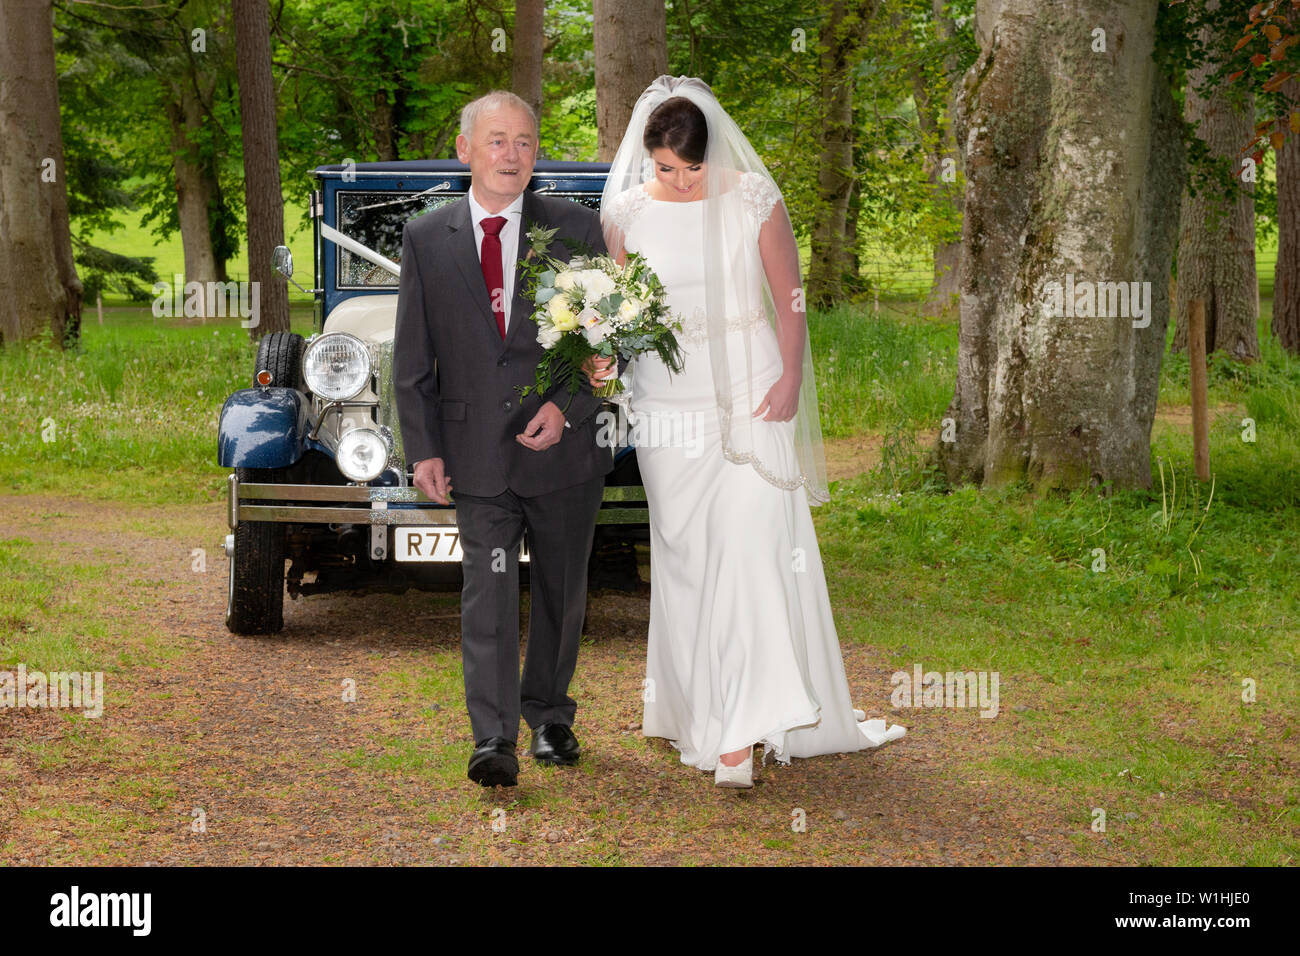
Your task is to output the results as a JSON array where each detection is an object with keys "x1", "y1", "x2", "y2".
[
  {"x1": 530, "y1": 723, "x2": 580, "y2": 766},
  {"x1": 467, "y1": 737, "x2": 518, "y2": 787}
]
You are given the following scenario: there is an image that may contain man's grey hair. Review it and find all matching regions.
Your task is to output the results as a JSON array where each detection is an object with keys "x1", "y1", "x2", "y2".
[{"x1": 459, "y1": 90, "x2": 539, "y2": 141}]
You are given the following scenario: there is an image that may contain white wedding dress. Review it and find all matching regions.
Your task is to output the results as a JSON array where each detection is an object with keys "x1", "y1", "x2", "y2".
[{"x1": 604, "y1": 175, "x2": 906, "y2": 771}]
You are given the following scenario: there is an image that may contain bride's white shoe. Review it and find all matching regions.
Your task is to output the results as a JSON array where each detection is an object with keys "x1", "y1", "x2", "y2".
[{"x1": 714, "y1": 747, "x2": 754, "y2": 788}]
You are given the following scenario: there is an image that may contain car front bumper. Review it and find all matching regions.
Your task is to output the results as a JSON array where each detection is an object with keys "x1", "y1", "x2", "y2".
[{"x1": 225, "y1": 473, "x2": 648, "y2": 530}]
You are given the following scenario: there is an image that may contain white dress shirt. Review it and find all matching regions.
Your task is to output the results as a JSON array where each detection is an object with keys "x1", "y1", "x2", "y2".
[{"x1": 466, "y1": 186, "x2": 525, "y2": 331}]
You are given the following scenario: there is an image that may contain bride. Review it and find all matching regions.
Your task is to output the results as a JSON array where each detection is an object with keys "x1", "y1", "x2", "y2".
[{"x1": 593, "y1": 75, "x2": 905, "y2": 787}]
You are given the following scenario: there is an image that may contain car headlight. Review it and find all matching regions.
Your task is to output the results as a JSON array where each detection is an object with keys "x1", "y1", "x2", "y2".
[
  {"x1": 303, "y1": 332, "x2": 371, "y2": 401},
  {"x1": 335, "y1": 427, "x2": 389, "y2": 482}
]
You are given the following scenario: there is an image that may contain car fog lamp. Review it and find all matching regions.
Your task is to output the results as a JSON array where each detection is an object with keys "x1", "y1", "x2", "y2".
[{"x1": 336, "y1": 428, "x2": 388, "y2": 482}]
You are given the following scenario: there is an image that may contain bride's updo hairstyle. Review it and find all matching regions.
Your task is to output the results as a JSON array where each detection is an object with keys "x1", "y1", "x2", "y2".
[{"x1": 643, "y1": 96, "x2": 708, "y2": 164}]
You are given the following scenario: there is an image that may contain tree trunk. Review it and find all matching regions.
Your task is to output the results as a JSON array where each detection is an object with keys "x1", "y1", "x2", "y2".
[
  {"x1": 808, "y1": 0, "x2": 874, "y2": 308},
  {"x1": 209, "y1": 175, "x2": 231, "y2": 283},
  {"x1": 937, "y1": 0, "x2": 1184, "y2": 491},
  {"x1": 1274, "y1": 79, "x2": 1300, "y2": 355},
  {"x1": 845, "y1": 147, "x2": 863, "y2": 295},
  {"x1": 373, "y1": 90, "x2": 398, "y2": 162},
  {"x1": 512, "y1": 0, "x2": 544, "y2": 122},
  {"x1": 165, "y1": 88, "x2": 219, "y2": 298},
  {"x1": 922, "y1": 0, "x2": 963, "y2": 315},
  {"x1": 593, "y1": 0, "x2": 668, "y2": 161},
  {"x1": 1172, "y1": 2, "x2": 1258, "y2": 361},
  {"x1": 234, "y1": 0, "x2": 290, "y2": 337},
  {"x1": 0, "y1": 0, "x2": 82, "y2": 347}
]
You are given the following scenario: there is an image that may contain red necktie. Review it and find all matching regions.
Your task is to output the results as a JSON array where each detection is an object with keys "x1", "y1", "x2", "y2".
[{"x1": 479, "y1": 215, "x2": 508, "y2": 339}]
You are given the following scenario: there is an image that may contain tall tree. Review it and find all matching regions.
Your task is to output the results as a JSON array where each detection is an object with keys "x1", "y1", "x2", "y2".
[
  {"x1": 234, "y1": 0, "x2": 289, "y2": 337},
  {"x1": 0, "y1": 0, "x2": 82, "y2": 347},
  {"x1": 807, "y1": 0, "x2": 874, "y2": 307},
  {"x1": 593, "y1": 0, "x2": 668, "y2": 160},
  {"x1": 1173, "y1": 0, "x2": 1259, "y2": 361},
  {"x1": 513, "y1": 0, "x2": 544, "y2": 120},
  {"x1": 165, "y1": 76, "x2": 222, "y2": 289},
  {"x1": 273, "y1": 0, "x2": 509, "y2": 168},
  {"x1": 1275, "y1": 80, "x2": 1300, "y2": 353},
  {"x1": 938, "y1": 0, "x2": 1185, "y2": 490},
  {"x1": 55, "y1": 0, "x2": 242, "y2": 292},
  {"x1": 916, "y1": 0, "x2": 967, "y2": 315}
]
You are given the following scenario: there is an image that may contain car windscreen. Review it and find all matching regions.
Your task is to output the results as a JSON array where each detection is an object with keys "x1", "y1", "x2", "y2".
[
  {"x1": 334, "y1": 188, "x2": 602, "y2": 289},
  {"x1": 335, "y1": 190, "x2": 457, "y2": 288}
]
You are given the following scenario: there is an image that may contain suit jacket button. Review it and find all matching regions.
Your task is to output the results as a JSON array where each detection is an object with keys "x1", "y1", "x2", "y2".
[
  {"x1": 502, "y1": 400, "x2": 512, "y2": 411},
  {"x1": 498, "y1": 358, "x2": 508, "y2": 367}
]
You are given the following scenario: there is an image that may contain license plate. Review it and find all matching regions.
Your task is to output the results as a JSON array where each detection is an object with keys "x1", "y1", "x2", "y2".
[{"x1": 393, "y1": 527, "x2": 530, "y2": 563}]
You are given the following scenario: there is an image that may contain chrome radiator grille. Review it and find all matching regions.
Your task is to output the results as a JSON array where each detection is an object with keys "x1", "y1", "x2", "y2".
[{"x1": 371, "y1": 339, "x2": 407, "y2": 473}]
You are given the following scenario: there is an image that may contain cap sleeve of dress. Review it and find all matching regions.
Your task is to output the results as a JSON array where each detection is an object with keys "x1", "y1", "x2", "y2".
[
  {"x1": 603, "y1": 187, "x2": 652, "y2": 235},
  {"x1": 739, "y1": 172, "x2": 783, "y2": 230}
]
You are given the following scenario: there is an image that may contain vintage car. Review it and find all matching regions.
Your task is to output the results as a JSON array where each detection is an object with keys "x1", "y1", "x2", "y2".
[{"x1": 219, "y1": 160, "x2": 646, "y2": 635}]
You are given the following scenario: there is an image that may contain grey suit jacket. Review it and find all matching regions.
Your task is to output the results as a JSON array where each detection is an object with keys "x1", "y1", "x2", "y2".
[{"x1": 393, "y1": 188, "x2": 613, "y2": 499}]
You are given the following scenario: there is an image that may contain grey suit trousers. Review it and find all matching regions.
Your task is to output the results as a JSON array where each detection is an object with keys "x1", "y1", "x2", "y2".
[{"x1": 454, "y1": 474, "x2": 605, "y2": 744}]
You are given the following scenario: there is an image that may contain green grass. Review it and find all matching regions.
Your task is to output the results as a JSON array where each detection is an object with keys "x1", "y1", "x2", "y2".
[
  {"x1": 812, "y1": 358, "x2": 1300, "y2": 862},
  {"x1": 811, "y1": 304, "x2": 956, "y2": 438},
  {"x1": 0, "y1": 306, "x2": 315, "y2": 503},
  {"x1": 2, "y1": 277, "x2": 1297, "y2": 864},
  {"x1": 0, "y1": 537, "x2": 109, "y2": 673},
  {"x1": 83, "y1": 187, "x2": 317, "y2": 305}
]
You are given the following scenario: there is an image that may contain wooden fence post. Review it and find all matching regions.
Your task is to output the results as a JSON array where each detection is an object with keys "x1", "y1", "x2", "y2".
[{"x1": 1189, "y1": 298, "x2": 1210, "y2": 481}]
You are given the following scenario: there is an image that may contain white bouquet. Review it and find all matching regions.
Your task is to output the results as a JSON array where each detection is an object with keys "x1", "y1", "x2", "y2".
[{"x1": 518, "y1": 224, "x2": 683, "y2": 404}]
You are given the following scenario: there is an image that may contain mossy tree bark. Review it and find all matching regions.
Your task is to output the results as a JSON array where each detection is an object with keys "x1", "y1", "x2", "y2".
[
  {"x1": 1172, "y1": 2, "x2": 1259, "y2": 362},
  {"x1": 937, "y1": 0, "x2": 1184, "y2": 491},
  {"x1": 808, "y1": 0, "x2": 876, "y2": 308}
]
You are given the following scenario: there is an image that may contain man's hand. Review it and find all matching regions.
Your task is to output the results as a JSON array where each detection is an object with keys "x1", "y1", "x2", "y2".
[
  {"x1": 583, "y1": 354, "x2": 617, "y2": 389},
  {"x1": 413, "y1": 457, "x2": 452, "y2": 504},
  {"x1": 516, "y1": 400, "x2": 567, "y2": 451},
  {"x1": 753, "y1": 374, "x2": 801, "y2": 422}
]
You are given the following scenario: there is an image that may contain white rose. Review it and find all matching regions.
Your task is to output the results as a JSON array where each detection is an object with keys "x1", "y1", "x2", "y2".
[
  {"x1": 617, "y1": 298, "x2": 641, "y2": 323},
  {"x1": 554, "y1": 271, "x2": 578, "y2": 291},
  {"x1": 582, "y1": 270, "x2": 616, "y2": 301},
  {"x1": 583, "y1": 321, "x2": 613, "y2": 346},
  {"x1": 537, "y1": 324, "x2": 563, "y2": 349}
]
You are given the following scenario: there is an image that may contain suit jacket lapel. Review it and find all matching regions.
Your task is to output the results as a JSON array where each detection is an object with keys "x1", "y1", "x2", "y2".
[
  {"x1": 447, "y1": 196, "x2": 506, "y2": 344},
  {"x1": 504, "y1": 190, "x2": 544, "y2": 351}
]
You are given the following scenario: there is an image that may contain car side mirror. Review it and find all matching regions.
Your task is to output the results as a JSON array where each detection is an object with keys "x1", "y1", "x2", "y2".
[{"x1": 272, "y1": 246, "x2": 293, "y2": 278}]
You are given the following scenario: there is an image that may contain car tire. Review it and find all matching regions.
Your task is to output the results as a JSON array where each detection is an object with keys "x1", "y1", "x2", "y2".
[
  {"x1": 226, "y1": 467, "x2": 287, "y2": 635},
  {"x1": 254, "y1": 331, "x2": 305, "y2": 389}
]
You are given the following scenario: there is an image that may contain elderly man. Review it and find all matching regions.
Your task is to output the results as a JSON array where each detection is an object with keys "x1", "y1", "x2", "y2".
[{"x1": 393, "y1": 91, "x2": 610, "y2": 787}]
